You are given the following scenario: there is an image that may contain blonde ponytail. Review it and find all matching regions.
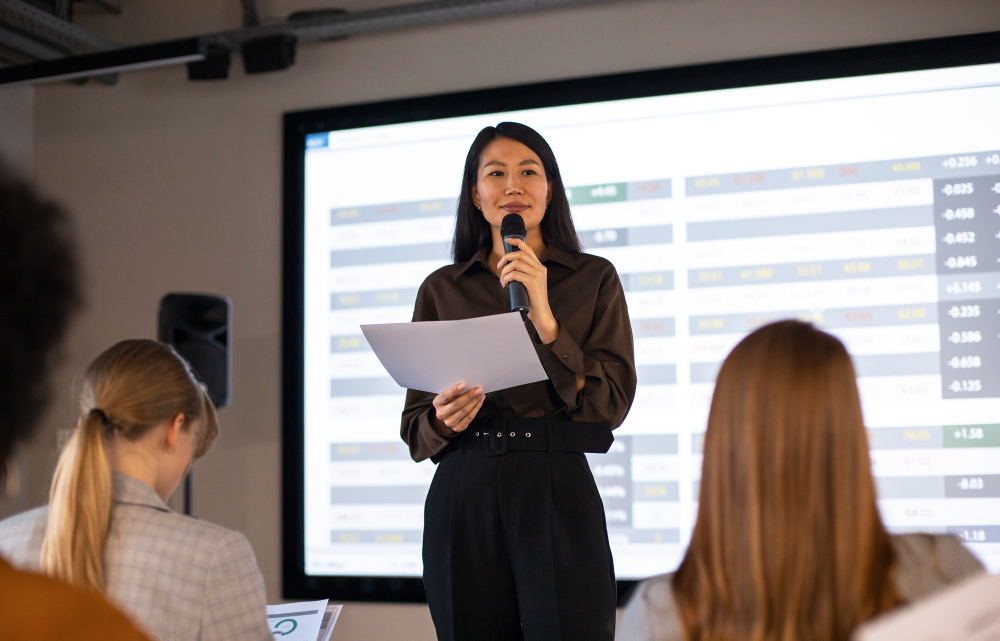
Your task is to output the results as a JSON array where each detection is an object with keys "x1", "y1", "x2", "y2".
[{"x1": 40, "y1": 410, "x2": 113, "y2": 593}]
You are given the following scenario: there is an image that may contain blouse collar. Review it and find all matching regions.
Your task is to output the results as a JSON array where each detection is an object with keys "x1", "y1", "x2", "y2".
[{"x1": 452, "y1": 244, "x2": 578, "y2": 281}]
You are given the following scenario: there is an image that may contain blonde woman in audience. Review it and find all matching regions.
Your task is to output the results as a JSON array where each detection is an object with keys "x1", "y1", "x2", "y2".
[
  {"x1": 618, "y1": 320, "x2": 984, "y2": 641},
  {"x1": 0, "y1": 339, "x2": 271, "y2": 641}
]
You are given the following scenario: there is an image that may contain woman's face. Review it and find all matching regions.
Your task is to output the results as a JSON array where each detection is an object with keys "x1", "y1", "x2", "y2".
[{"x1": 471, "y1": 137, "x2": 552, "y2": 232}]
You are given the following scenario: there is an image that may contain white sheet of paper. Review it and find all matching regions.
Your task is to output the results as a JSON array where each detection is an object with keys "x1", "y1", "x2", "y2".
[
  {"x1": 266, "y1": 600, "x2": 327, "y2": 641},
  {"x1": 361, "y1": 312, "x2": 549, "y2": 394},
  {"x1": 853, "y1": 571, "x2": 1000, "y2": 641},
  {"x1": 317, "y1": 603, "x2": 343, "y2": 641}
]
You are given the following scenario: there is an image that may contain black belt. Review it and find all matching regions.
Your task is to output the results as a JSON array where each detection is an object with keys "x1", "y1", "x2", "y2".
[{"x1": 450, "y1": 417, "x2": 613, "y2": 456}]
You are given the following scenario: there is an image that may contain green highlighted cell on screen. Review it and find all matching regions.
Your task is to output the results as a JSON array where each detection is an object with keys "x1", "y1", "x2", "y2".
[
  {"x1": 943, "y1": 424, "x2": 1000, "y2": 448},
  {"x1": 566, "y1": 183, "x2": 628, "y2": 205}
]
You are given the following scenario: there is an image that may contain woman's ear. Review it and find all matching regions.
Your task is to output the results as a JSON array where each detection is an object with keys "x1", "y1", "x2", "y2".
[
  {"x1": 546, "y1": 182, "x2": 553, "y2": 206},
  {"x1": 471, "y1": 184, "x2": 481, "y2": 210},
  {"x1": 163, "y1": 414, "x2": 185, "y2": 454}
]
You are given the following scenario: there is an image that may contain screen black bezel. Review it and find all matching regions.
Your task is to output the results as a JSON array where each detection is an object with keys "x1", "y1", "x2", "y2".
[{"x1": 282, "y1": 29, "x2": 1000, "y2": 603}]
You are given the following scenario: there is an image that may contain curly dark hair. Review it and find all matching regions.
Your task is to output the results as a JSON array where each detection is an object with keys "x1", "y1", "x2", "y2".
[{"x1": 0, "y1": 161, "x2": 81, "y2": 463}]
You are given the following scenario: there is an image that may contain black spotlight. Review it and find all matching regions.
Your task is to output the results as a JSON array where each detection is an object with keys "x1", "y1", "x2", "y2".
[
  {"x1": 241, "y1": 35, "x2": 297, "y2": 74},
  {"x1": 187, "y1": 44, "x2": 231, "y2": 81}
]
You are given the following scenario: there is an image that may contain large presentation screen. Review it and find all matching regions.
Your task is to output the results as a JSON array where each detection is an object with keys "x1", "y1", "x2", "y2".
[{"x1": 285, "y1": 34, "x2": 1000, "y2": 599}]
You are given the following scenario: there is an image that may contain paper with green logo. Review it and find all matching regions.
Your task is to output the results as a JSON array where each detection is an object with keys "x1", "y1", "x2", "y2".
[{"x1": 266, "y1": 600, "x2": 342, "y2": 641}]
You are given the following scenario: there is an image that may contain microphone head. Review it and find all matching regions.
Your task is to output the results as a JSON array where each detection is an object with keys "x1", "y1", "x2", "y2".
[{"x1": 500, "y1": 213, "x2": 527, "y2": 239}]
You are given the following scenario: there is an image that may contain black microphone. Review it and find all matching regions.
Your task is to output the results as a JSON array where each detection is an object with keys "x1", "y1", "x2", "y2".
[{"x1": 500, "y1": 213, "x2": 530, "y2": 314}]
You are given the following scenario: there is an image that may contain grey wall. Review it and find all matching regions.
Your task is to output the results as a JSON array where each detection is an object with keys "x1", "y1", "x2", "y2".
[
  {"x1": 0, "y1": 86, "x2": 33, "y2": 174},
  {"x1": 19, "y1": 0, "x2": 1000, "y2": 638}
]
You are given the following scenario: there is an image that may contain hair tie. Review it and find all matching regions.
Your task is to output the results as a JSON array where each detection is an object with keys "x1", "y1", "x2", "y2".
[{"x1": 88, "y1": 408, "x2": 110, "y2": 425}]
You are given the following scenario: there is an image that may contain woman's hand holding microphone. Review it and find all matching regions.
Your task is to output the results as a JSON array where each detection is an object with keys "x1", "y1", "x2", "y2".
[
  {"x1": 497, "y1": 238, "x2": 559, "y2": 344},
  {"x1": 498, "y1": 239, "x2": 585, "y2": 394}
]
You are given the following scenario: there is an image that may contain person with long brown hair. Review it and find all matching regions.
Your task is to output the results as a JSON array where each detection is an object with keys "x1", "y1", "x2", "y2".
[
  {"x1": 0, "y1": 339, "x2": 271, "y2": 641},
  {"x1": 618, "y1": 320, "x2": 983, "y2": 641}
]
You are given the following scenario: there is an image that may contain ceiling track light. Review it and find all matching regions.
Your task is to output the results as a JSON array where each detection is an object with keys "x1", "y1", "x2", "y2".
[
  {"x1": 241, "y1": 35, "x2": 296, "y2": 74},
  {"x1": 186, "y1": 43, "x2": 231, "y2": 81},
  {"x1": 0, "y1": 37, "x2": 205, "y2": 86}
]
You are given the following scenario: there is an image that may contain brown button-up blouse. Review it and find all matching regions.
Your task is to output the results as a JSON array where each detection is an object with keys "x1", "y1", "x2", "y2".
[{"x1": 400, "y1": 244, "x2": 637, "y2": 462}]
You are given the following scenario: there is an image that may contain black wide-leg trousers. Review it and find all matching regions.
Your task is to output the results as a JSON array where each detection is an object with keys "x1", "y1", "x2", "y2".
[{"x1": 422, "y1": 445, "x2": 617, "y2": 641}]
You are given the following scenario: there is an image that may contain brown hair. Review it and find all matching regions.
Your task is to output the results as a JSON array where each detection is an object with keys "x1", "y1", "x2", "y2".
[
  {"x1": 671, "y1": 320, "x2": 899, "y2": 641},
  {"x1": 40, "y1": 339, "x2": 219, "y2": 593}
]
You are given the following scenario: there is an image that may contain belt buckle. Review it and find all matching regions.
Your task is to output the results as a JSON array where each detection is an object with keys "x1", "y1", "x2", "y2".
[{"x1": 484, "y1": 423, "x2": 508, "y2": 457}]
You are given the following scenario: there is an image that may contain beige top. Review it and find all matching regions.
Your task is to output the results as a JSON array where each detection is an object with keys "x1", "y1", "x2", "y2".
[
  {"x1": 0, "y1": 472, "x2": 271, "y2": 641},
  {"x1": 617, "y1": 534, "x2": 985, "y2": 641}
]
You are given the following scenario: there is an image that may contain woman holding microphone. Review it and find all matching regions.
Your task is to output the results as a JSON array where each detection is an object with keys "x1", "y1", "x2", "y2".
[{"x1": 401, "y1": 122, "x2": 636, "y2": 641}]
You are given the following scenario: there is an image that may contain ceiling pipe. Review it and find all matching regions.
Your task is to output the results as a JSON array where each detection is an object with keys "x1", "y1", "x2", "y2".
[
  {"x1": 0, "y1": 0, "x2": 121, "y2": 82},
  {"x1": 0, "y1": 23, "x2": 65, "y2": 59},
  {"x1": 0, "y1": 0, "x2": 115, "y2": 53},
  {"x1": 240, "y1": 0, "x2": 261, "y2": 28},
  {"x1": 0, "y1": 11, "x2": 120, "y2": 83},
  {"x1": 213, "y1": 0, "x2": 633, "y2": 47}
]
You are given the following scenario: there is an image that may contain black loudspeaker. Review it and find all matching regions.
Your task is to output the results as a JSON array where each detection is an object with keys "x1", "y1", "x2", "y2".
[
  {"x1": 241, "y1": 35, "x2": 296, "y2": 74},
  {"x1": 158, "y1": 294, "x2": 231, "y2": 408},
  {"x1": 187, "y1": 44, "x2": 232, "y2": 81}
]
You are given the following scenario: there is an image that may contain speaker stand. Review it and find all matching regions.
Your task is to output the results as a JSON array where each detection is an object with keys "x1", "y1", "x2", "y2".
[{"x1": 183, "y1": 472, "x2": 194, "y2": 516}]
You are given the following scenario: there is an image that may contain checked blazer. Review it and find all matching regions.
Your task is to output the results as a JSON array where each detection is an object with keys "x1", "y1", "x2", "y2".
[{"x1": 0, "y1": 472, "x2": 271, "y2": 641}]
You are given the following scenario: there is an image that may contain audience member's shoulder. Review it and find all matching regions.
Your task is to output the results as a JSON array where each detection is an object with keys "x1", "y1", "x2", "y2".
[
  {"x1": 121, "y1": 500, "x2": 248, "y2": 546},
  {"x1": 0, "y1": 504, "x2": 47, "y2": 536},
  {"x1": 183, "y1": 516, "x2": 256, "y2": 559},
  {"x1": 618, "y1": 573, "x2": 685, "y2": 641},
  {"x1": 0, "y1": 558, "x2": 149, "y2": 640},
  {"x1": 0, "y1": 505, "x2": 48, "y2": 565},
  {"x1": 124, "y1": 505, "x2": 259, "y2": 579},
  {"x1": 891, "y1": 533, "x2": 985, "y2": 602}
]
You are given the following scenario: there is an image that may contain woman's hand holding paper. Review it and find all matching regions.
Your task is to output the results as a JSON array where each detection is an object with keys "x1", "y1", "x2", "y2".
[{"x1": 431, "y1": 382, "x2": 484, "y2": 436}]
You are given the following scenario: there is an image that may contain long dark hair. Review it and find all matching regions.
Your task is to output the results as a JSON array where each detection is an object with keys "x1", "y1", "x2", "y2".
[{"x1": 452, "y1": 122, "x2": 581, "y2": 263}]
